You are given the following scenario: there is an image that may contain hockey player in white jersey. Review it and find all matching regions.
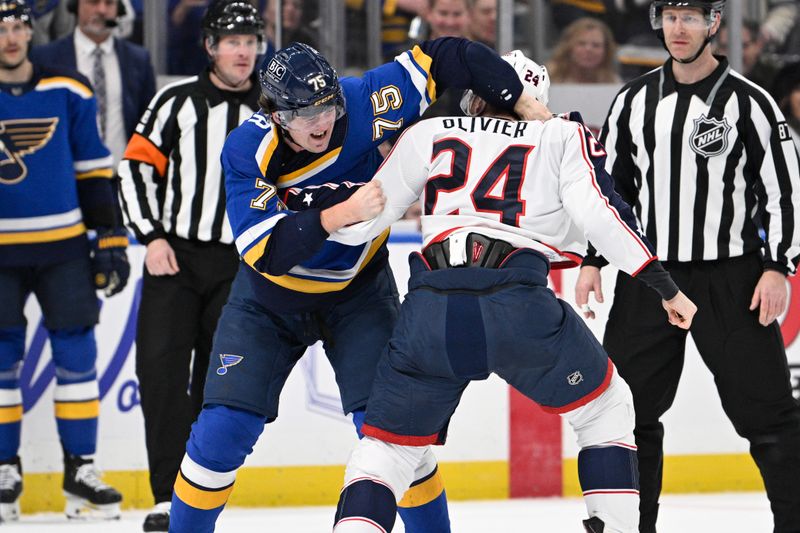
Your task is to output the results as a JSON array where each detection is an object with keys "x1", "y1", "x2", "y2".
[{"x1": 328, "y1": 51, "x2": 697, "y2": 533}]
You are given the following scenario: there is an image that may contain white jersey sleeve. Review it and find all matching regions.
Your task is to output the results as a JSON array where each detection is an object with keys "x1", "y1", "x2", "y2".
[
  {"x1": 329, "y1": 124, "x2": 431, "y2": 245},
  {"x1": 558, "y1": 122, "x2": 655, "y2": 275}
]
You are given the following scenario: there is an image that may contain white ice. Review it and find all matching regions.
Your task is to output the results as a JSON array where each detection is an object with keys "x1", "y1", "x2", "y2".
[{"x1": 0, "y1": 492, "x2": 772, "y2": 532}]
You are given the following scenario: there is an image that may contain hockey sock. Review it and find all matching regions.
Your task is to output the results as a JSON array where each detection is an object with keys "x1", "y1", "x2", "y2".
[
  {"x1": 50, "y1": 327, "x2": 98, "y2": 456},
  {"x1": 170, "y1": 405, "x2": 265, "y2": 533},
  {"x1": 0, "y1": 327, "x2": 25, "y2": 461},
  {"x1": 578, "y1": 443, "x2": 639, "y2": 533},
  {"x1": 397, "y1": 466, "x2": 450, "y2": 533},
  {"x1": 334, "y1": 478, "x2": 397, "y2": 532}
]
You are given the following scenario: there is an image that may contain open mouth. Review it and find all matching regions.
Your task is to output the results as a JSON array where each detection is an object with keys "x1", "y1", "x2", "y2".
[{"x1": 310, "y1": 130, "x2": 328, "y2": 140}]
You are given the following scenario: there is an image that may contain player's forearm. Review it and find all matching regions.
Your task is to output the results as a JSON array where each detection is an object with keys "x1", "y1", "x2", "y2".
[
  {"x1": 420, "y1": 38, "x2": 523, "y2": 112},
  {"x1": 253, "y1": 210, "x2": 329, "y2": 276}
]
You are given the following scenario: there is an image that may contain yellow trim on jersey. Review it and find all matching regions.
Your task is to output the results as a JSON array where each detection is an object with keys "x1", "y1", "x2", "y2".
[
  {"x1": 36, "y1": 76, "x2": 93, "y2": 99},
  {"x1": 54, "y1": 399, "x2": 99, "y2": 420},
  {"x1": 258, "y1": 132, "x2": 280, "y2": 175},
  {"x1": 398, "y1": 469, "x2": 445, "y2": 507},
  {"x1": 76, "y1": 168, "x2": 114, "y2": 180},
  {"x1": 0, "y1": 222, "x2": 86, "y2": 245},
  {"x1": 409, "y1": 46, "x2": 437, "y2": 104},
  {"x1": 0, "y1": 405, "x2": 23, "y2": 424},
  {"x1": 275, "y1": 147, "x2": 343, "y2": 186},
  {"x1": 174, "y1": 472, "x2": 234, "y2": 510},
  {"x1": 244, "y1": 229, "x2": 390, "y2": 293},
  {"x1": 382, "y1": 29, "x2": 409, "y2": 42}
]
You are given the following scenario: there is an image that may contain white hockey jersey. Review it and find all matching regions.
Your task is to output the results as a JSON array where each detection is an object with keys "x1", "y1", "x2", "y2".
[{"x1": 330, "y1": 114, "x2": 656, "y2": 275}]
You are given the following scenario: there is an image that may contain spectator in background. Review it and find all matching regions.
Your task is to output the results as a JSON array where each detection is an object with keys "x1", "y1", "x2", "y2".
[
  {"x1": 761, "y1": 0, "x2": 799, "y2": 56},
  {"x1": 29, "y1": 0, "x2": 73, "y2": 45},
  {"x1": 466, "y1": 0, "x2": 495, "y2": 48},
  {"x1": 715, "y1": 20, "x2": 779, "y2": 92},
  {"x1": 32, "y1": 0, "x2": 156, "y2": 169},
  {"x1": 547, "y1": 17, "x2": 620, "y2": 83},
  {"x1": 168, "y1": 0, "x2": 209, "y2": 75},
  {"x1": 549, "y1": 0, "x2": 606, "y2": 32},
  {"x1": 423, "y1": 0, "x2": 470, "y2": 39},
  {"x1": 345, "y1": 0, "x2": 424, "y2": 67},
  {"x1": 772, "y1": 61, "x2": 800, "y2": 154},
  {"x1": 262, "y1": 0, "x2": 316, "y2": 55}
]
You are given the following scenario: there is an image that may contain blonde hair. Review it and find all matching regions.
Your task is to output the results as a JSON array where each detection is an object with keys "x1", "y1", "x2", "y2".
[{"x1": 547, "y1": 17, "x2": 619, "y2": 83}]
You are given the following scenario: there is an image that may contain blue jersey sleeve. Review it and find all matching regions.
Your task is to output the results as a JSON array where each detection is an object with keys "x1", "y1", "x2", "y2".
[{"x1": 223, "y1": 116, "x2": 329, "y2": 275}]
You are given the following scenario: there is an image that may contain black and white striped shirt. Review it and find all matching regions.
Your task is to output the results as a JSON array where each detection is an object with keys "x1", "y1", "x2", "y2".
[
  {"x1": 588, "y1": 57, "x2": 800, "y2": 274},
  {"x1": 118, "y1": 69, "x2": 260, "y2": 245}
]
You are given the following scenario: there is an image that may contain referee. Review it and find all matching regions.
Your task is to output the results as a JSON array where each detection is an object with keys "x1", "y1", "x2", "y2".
[
  {"x1": 575, "y1": 1, "x2": 800, "y2": 532},
  {"x1": 117, "y1": 2, "x2": 264, "y2": 531}
]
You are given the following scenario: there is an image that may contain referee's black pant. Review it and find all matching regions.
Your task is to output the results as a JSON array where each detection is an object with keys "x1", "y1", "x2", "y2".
[
  {"x1": 135, "y1": 237, "x2": 239, "y2": 504},
  {"x1": 604, "y1": 253, "x2": 800, "y2": 533}
]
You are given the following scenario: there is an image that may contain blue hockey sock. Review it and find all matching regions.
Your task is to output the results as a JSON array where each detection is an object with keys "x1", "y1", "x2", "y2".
[
  {"x1": 49, "y1": 327, "x2": 98, "y2": 456},
  {"x1": 334, "y1": 478, "x2": 397, "y2": 531},
  {"x1": 170, "y1": 405, "x2": 265, "y2": 533},
  {"x1": 0, "y1": 327, "x2": 25, "y2": 460},
  {"x1": 397, "y1": 467, "x2": 451, "y2": 533}
]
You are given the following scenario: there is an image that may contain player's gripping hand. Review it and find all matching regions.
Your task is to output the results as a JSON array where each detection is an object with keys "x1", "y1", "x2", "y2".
[
  {"x1": 662, "y1": 291, "x2": 697, "y2": 330},
  {"x1": 575, "y1": 265, "x2": 604, "y2": 319},
  {"x1": 91, "y1": 228, "x2": 130, "y2": 297},
  {"x1": 514, "y1": 92, "x2": 552, "y2": 121},
  {"x1": 320, "y1": 180, "x2": 386, "y2": 233}
]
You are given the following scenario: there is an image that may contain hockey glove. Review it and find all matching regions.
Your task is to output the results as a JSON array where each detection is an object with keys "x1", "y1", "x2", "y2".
[{"x1": 91, "y1": 228, "x2": 130, "y2": 297}]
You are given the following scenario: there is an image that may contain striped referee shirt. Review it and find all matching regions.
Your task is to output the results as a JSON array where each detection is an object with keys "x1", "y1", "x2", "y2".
[
  {"x1": 118, "y1": 68, "x2": 260, "y2": 245},
  {"x1": 586, "y1": 57, "x2": 800, "y2": 274}
]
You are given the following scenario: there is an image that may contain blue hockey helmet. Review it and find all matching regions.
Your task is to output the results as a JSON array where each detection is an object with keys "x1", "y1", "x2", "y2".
[
  {"x1": 259, "y1": 42, "x2": 346, "y2": 127},
  {"x1": 0, "y1": 0, "x2": 33, "y2": 27}
]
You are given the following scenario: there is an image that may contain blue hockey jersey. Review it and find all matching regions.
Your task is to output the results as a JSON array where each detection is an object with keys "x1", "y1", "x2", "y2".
[
  {"x1": 223, "y1": 38, "x2": 525, "y2": 311},
  {"x1": 0, "y1": 64, "x2": 114, "y2": 267}
]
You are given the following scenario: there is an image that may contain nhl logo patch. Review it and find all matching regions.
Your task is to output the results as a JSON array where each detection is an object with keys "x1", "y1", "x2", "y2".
[
  {"x1": 567, "y1": 370, "x2": 584, "y2": 386},
  {"x1": 689, "y1": 114, "x2": 730, "y2": 158}
]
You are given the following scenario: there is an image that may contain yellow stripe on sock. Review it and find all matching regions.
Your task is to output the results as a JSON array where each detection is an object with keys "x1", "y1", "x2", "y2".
[
  {"x1": 174, "y1": 472, "x2": 234, "y2": 510},
  {"x1": 398, "y1": 469, "x2": 444, "y2": 508},
  {"x1": 54, "y1": 399, "x2": 99, "y2": 419},
  {"x1": 0, "y1": 405, "x2": 23, "y2": 423}
]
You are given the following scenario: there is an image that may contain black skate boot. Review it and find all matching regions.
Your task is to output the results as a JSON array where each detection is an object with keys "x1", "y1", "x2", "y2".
[
  {"x1": 142, "y1": 501, "x2": 170, "y2": 532},
  {"x1": 583, "y1": 516, "x2": 605, "y2": 532},
  {"x1": 63, "y1": 453, "x2": 122, "y2": 520},
  {"x1": 0, "y1": 456, "x2": 22, "y2": 523}
]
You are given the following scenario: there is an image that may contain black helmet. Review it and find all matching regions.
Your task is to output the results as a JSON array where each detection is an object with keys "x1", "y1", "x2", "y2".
[
  {"x1": 259, "y1": 42, "x2": 346, "y2": 126},
  {"x1": 650, "y1": 0, "x2": 725, "y2": 30},
  {"x1": 0, "y1": 0, "x2": 33, "y2": 27},
  {"x1": 202, "y1": 0, "x2": 265, "y2": 43}
]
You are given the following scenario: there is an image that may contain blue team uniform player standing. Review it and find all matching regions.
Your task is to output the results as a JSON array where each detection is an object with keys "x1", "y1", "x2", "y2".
[
  {"x1": 0, "y1": 0, "x2": 129, "y2": 522},
  {"x1": 168, "y1": 39, "x2": 547, "y2": 533}
]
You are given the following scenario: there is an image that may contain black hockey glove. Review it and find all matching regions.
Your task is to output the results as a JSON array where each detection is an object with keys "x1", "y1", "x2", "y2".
[{"x1": 91, "y1": 228, "x2": 130, "y2": 297}]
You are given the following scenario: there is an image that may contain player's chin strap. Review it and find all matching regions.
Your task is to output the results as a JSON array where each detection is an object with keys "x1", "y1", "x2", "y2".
[{"x1": 656, "y1": 27, "x2": 716, "y2": 64}]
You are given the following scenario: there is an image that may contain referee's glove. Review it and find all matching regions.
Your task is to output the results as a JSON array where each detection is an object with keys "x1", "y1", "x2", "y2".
[{"x1": 91, "y1": 228, "x2": 130, "y2": 297}]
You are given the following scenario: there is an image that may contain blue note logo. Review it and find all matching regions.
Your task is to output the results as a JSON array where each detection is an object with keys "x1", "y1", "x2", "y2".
[
  {"x1": 0, "y1": 118, "x2": 59, "y2": 185},
  {"x1": 217, "y1": 354, "x2": 244, "y2": 376}
]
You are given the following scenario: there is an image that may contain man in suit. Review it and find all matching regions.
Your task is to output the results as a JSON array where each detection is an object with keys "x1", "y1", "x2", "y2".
[{"x1": 31, "y1": 0, "x2": 155, "y2": 166}]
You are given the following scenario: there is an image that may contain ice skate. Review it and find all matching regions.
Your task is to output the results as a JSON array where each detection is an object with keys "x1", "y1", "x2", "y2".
[
  {"x1": 0, "y1": 456, "x2": 22, "y2": 523},
  {"x1": 142, "y1": 501, "x2": 170, "y2": 532},
  {"x1": 63, "y1": 454, "x2": 122, "y2": 520},
  {"x1": 583, "y1": 516, "x2": 605, "y2": 532}
]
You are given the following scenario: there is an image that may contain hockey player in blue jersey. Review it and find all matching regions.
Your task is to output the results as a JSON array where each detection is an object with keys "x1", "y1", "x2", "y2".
[
  {"x1": 0, "y1": 0, "x2": 129, "y2": 522},
  {"x1": 168, "y1": 38, "x2": 550, "y2": 533}
]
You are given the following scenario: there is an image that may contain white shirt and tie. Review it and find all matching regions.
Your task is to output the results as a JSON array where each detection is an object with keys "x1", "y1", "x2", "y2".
[{"x1": 74, "y1": 29, "x2": 126, "y2": 166}]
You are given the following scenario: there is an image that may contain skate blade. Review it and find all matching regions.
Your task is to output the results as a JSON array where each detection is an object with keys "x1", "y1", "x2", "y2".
[
  {"x1": 64, "y1": 494, "x2": 121, "y2": 520},
  {"x1": 0, "y1": 501, "x2": 21, "y2": 522}
]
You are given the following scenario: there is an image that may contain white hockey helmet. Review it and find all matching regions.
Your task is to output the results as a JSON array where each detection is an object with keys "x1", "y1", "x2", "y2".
[{"x1": 460, "y1": 50, "x2": 550, "y2": 116}]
